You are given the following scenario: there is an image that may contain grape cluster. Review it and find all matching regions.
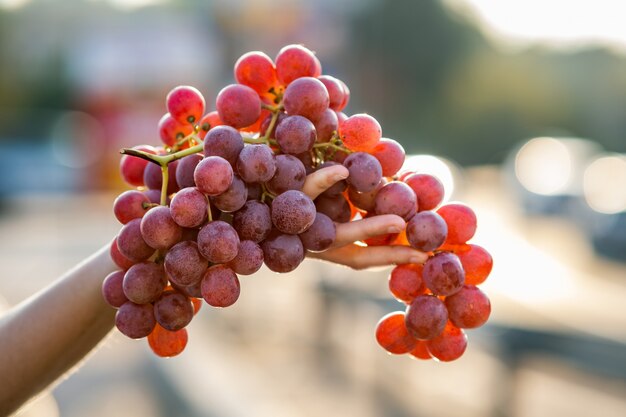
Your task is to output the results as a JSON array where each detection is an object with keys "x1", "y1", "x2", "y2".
[
  {"x1": 104, "y1": 44, "x2": 492, "y2": 360},
  {"x1": 376, "y1": 200, "x2": 493, "y2": 362}
]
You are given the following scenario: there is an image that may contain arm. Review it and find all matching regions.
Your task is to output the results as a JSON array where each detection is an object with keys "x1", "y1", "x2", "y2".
[{"x1": 0, "y1": 244, "x2": 117, "y2": 415}]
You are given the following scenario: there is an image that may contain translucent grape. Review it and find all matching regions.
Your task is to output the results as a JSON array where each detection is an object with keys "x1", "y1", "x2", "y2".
[
  {"x1": 437, "y1": 203, "x2": 477, "y2": 245},
  {"x1": 216, "y1": 84, "x2": 261, "y2": 129},
  {"x1": 282, "y1": 77, "x2": 329, "y2": 122},
  {"x1": 409, "y1": 341, "x2": 432, "y2": 360},
  {"x1": 166, "y1": 85, "x2": 205, "y2": 124},
  {"x1": 194, "y1": 156, "x2": 234, "y2": 196},
  {"x1": 456, "y1": 244, "x2": 493, "y2": 285},
  {"x1": 197, "y1": 220, "x2": 240, "y2": 263},
  {"x1": 201, "y1": 265, "x2": 240, "y2": 307},
  {"x1": 426, "y1": 323, "x2": 467, "y2": 362},
  {"x1": 234, "y1": 51, "x2": 278, "y2": 97},
  {"x1": 275, "y1": 44, "x2": 321, "y2": 85},
  {"x1": 388, "y1": 264, "x2": 426, "y2": 304},
  {"x1": 140, "y1": 206, "x2": 183, "y2": 250},
  {"x1": 339, "y1": 114, "x2": 381, "y2": 152},
  {"x1": 404, "y1": 173, "x2": 445, "y2": 211},
  {"x1": 115, "y1": 302, "x2": 156, "y2": 339},
  {"x1": 197, "y1": 111, "x2": 224, "y2": 139},
  {"x1": 371, "y1": 138, "x2": 405, "y2": 177},
  {"x1": 445, "y1": 285, "x2": 491, "y2": 329},
  {"x1": 158, "y1": 113, "x2": 194, "y2": 147},
  {"x1": 119, "y1": 145, "x2": 156, "y2": 187},
  {"x1": 406, "y1": 211, "x2": 448, "y2": 252},
  {"x1": 148, "y1": 324, "x2": 188, "y2": 357},
  {"x1": 375, "y1": 312, "x2": 417, "y2": 355}
]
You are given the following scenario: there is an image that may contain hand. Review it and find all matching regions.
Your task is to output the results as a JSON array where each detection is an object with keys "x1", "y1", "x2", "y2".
[{"x1": 301, "y1": 165, "x2": 427, "y2": 270}]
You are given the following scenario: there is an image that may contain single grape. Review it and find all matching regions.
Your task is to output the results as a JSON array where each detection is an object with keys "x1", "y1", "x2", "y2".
[
  {"x1": 194, "y1": 156, "x2": 234, "y2": 196},
  {"x1": 426, "y1": 323, "x2": 467, "y2": 362},
  {"x1": 164, "y1": 241, "x2": 208, "y2": 287},
  {"x1": 275, "y1": 115, "x2": 317, "y2": 154},
  {"x1": 110, "y1": 238, "x2": 135, "y2": 270},
  {"x1": 317, "y1": 75, "x2": 346, "y2": 111},
  {"x1": 236, "y1": 144, "x2": 276, "y2": 183},
  {"x1": 282, "y1": 77, "x2": 329, "y2": 122},
  {"x1": 148, "y1": 324, "x2": 188, "y2": 357},
  {"x1": 437, "y1": 203, "x2": 477, "y2": 245},
  {"x1": 158, "y1": 113, "x2": 194, "y2": 147},
  {"x1": 261, "y1": 231, "x2": 304, "y2": 273},
  {"x1": 115, "y1": 302, "x2": 156, "y2": 339},
  {"x1": 271, "y1": 190, "x2": 316, "y2": 234},
  {"x1": 119, "y1": 145, "x2": 156, "y2": 187},
  {"x1": 197, "y1": 111, "x2": 224, "y2": 139},
  {"x1": 116, "y1": 219, "x2": 155, "y2": 262},
  {"x1": 211, "y1": 175, "x2": 248, "y2": 212},
  {"x1": 169, "y1": 187, "x2": 207, "y2": 228},
  {"x1": 337, "y1": 79, "x2": 350, "y2": 111},
  {"x1": 405, "y1": 211, "x2": 448, "y2": 252},
  {"x1": 347, "y1": 179, "x2": 386, "y2": 212},
  {"x1": 409, "y1": 341, "x2": 432, "y2": 360},
  {"x1": 143, "y1": 160, "x2": 179, "y2": 195},
  {"x1": 216, "y1": 84, "x2": 261, "y2": 129},
  {"x1": 343, "y1": 152, "x2": 383, "y2": 193},
  {"x1": 298, "y1": 212, "x2": 336, "y2": 252},
  {"x1": 314, "y1": 194, "x2": 351, "y2": 223},
  {"x1": 404, "y1": 295, "x2": 448, "y2": 340},
  {"x1": 113, "y1": 190, "x2": 150, "y2": 225},
  {"x1": 371, "y1": 138, "x2": 405, "y2": 177},
  {"x1": 266, "y1": 154, "x2": 307, "y2": 195},
  {"x1": 166, "y1": 85, "x2": 205, "y2": 124},
  {"x1": 175, "y1": 154, "x2": 202, "y2": 189},
  {"x1": 201, "y1": 265, "x2": 240, "y2": 307},
  {"x1": 140, "y1": 206, "x2": 183, "y2": 250},
  {"x1": 197, "y1": 220, "x2": 240, "y2": 263},
  {"x1": 422, "y1": 252, "x2": 465, "y2": 296},
  {"x1": 275, "y1": 44, "x2": 321, "y2": 85},
  {"x1": 374, "y1": 181, "x2": 418, "y2": 221},
  {"x1": 232, "y1": 201, "x2": 272, "y2": 243},
  {"x1": 154, "y1": 290, "x2": 194, "y2": 331},
  {"x1": 339, "y1": 114, "x2": 381, "y2": 152},
  {"x1": 203, "y1": 125, "x2": 245, "y2": 168},
  {"x1": 388, "y1": 264, "x2": 426, "y2": 304},
  {"x1": 404, "y1": 173, "x2": 445, "y2": 211},
  {"x1": 122, "y1": 262, "x2": 167, "y2": 304},
  {"x1": 456, "y1": 244, "x2": 493, "y2": 285},
  {"x1": 102, "y1": 270, "x2": 128, "y2": 308},
  {"x1": 234, "y1": 51, "x2": 278, "y2": 97},
  {"x1": 375, "y1": 312, "x2": 417, "y2": 355},
  {"x1": 313, "y1": 108, "x2": 338, "y2": 143},
  {"x1": 445, "y1": 285, "x2": 491, "y2": 329},
  {"x1": 227, "y1": 240, "x2": 264, "y2": 275}
]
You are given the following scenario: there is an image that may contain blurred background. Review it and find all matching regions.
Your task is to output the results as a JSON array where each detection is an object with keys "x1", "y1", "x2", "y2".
[{"x1": 1, "y1": 0, "x2": 625, "y2": 416}]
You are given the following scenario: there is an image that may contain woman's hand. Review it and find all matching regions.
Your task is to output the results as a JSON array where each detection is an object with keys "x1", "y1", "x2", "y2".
[{"x1": 301, "y1": 165, "x2": 427, "y2": 270}]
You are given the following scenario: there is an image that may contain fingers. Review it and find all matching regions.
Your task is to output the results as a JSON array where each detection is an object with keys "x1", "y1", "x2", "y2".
[
  {"x1": 302, "y1": 165, "x2": 349, "y2": 200},
  {"x1": 308, "y1": 244, "x2": 428, "y2": 270},
  {"x1": 334, "y1": 214, "x2": 406, "y2": 247}
]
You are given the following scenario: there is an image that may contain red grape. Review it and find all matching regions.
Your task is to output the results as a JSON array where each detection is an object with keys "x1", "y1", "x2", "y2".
[
  {"x1": 318, "y1": 75, "x2": 346, "y2": 111},
  {"x1": 313, "y1": 108, "x2": 339, "y2": 143},
  {"x1": 373, "y1": 181, "x2": 417, "y2": 221},
  {"x1": 375, "y1": 312, "x2": 417, "y2": 354},
  {"x1": 203, "y1": 125, "x2": 245, "y2": 168},
  {"x1": 422, "y1": 252, "x2": 465, "y2": 296},
  {"x1": 456, "y1": 244, "x2": 493, "y2": 285},
  {"x1": 166, "y1": 85, "x2": 205, "y2": 124},
  {"x1": 110, "y1": 238, "x2": 135, "y2": 270},
  {"x1": 314, "y1": 193, "x2": 351, "y2": 223},
  {"x1": 140, "y1": 206, "x2": 183, "y2": 250},
  {"x1": 437, "y1": 203, "x2": 477, "y2": 245},
  {"x1": 266, "y1": 154, "x2": 307, "y2": 195},
  {"x1": 197, "y1": 111, "x2": 224, "y2": 139},
  {"x1": 115, "y1": 302, "x2": 156, "y2": 339},
  {"x1": 261, "y1": 231, "x2": 304, "y2": 273},
  {"x1": 194, "y1": 156, "x2": 234, "y2": 196},
  {"x1": 119, "y1": 145, "x2": 156, "y2": 187},
  {"x1": 445, "y1": 285, "x2": 491, "y2": 329},
  {"x1": 236, "y1": 144, "x2": 276, "y2": 183},
  {"x1": 282, "y1": 77, "x2": 329, "y2": 122},
  {"x1": 343, "y1": 152, "x2": 383, "y2": 193},
  {"x1": 154, "y1": 290, "x2": 194, "y2": 331},
  {"x1": 227, "y1": 240, "x2": 264, "y2": 275},
  {"x1": 405, "y1": 211, "x2": 448, "y2": 252},
  {"x1": 216, "y1": 84, "x2": 261, "y2": 129},
  {"x1": 234, "y1": 51, "x2": 278, "y2": 97},
  {"x1": 298, "y1": 212, "x2": 336, "y2": 252},
  {"x1": 405, "y1": 294, "x2": 448, "y2": 340},
  {"x1": 123, "y1": 262, "x2": 167, "y2": 304},
  {"x1": 143, "y1": 159, "x2": 179, "y2": 195},
  {"x1": 201, "y1": 265, "x2": 240, "y2": 307},
  {"x1": 113, "y1": 190, "x2": 150, "y2": 225},
  {"x1": 211, "y1": 175, "x2": 248, "y2": 212},
  {"x1": 339, "y1": 114, "x2": 381, "y2": 152},
  {"x1": 404, "y1": 173, "x2": 445, "y2": 211},
  {"x1": 409, "y1": 341, "x2": 432, "y2": 360},
  {"x1": 175, "y1": 154, "x2": 202, "y2": 189},
  {"x1": 148, "y1": 324, "x2": 188, "y2": 357},
  {"x1": 388, "y1": 264, "x2": 426, "y2": 304},
  {"x1": 169, "y1": 187, "x2": 208, "y2": 228},
  {"x1": 347, "y1": 179, "x2": 385, "y2": 212},
  {"x1": 371, "y1": 138, "x2": 405, "y2": 177},
  {"x1": 271, "y1": 190, "x2": 316, "y2": 234},
  {"x1": 102, "y1": 270, "x2": 128, "y2": 308},
  {"x1": 275, "y1": 44, "x2": 321, "y2": 85},
  {"x1": 158, "y1": 113, "x2": 194, "y2": 147},
  {"x1": 164, "y1": 241, "x2": 208, "y2": 287},
  {"x1": 275, "y1": 115, "x2": 317, "y2": 154},
  {"x1": 426, "y1": 323, "x2": 467, "y2": 362},
  {"x1": 116, "y1": 219, "x2": 155, "y2": 262},
  {"x1": 197, "y1": 220, "x2": 240, "y2": 263},
  {"x1": 233, "y1": 201, "x2": 272, "y2": 243}
]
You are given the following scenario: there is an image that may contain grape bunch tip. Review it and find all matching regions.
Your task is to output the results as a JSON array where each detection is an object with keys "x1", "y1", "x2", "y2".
[{"x1": 106, "y1": 44, "x2": 493, "y2": 361}]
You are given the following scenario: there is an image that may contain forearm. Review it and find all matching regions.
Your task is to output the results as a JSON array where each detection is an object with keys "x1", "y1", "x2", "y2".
[{"x1": 0, "y1": 244, "x2": 117, "y2": 415}]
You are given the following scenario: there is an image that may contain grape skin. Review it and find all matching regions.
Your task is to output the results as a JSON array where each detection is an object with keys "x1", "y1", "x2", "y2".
[
  {"x1": 102, "y1": 270, "x2": 128, "y2": 308},
  {"x1": 437, "y1": 203, "x2": 477, "y2": 245},
  {"x1": 164, "y1": 241, "x2": 208, "y2": 287},
  {"x1": 271, "y1": 190, "x2": 317, "y2": 235},
  {"x1": 115, "y1": 302, "x2": 156, "y2": 339},
  {"x1": 122, "y1": 262, "x2": 167, "y2": 304},
  {"x1": 282, "y1": 77, "x2": 329, "y2": 122},
  {"x1": 426, "y1": 323, "x2": 467, "y2": 362},
  {"x1": 154, "y1": 290, "x2": 194, "y2": 331},
  {"x1": 261, "y1": 231, "x2": 304, "y2": 273},
  {"x1": 298, "y1": 212, "x2": 336, "y2": 252},
  {"x1": 201, "y1": 265, "x2": 241, "y2": 307},
  {"x1": 197, "y1": 111, "x2": 224, "y2": 139},
  {"x1": 109, "y1": 238, "x2": 135, "y2": 270},
  {"x1": 144, "y1": 160, "x2": 179, "y2": 195},
  {"x1": 404, "y1": 295, "x2": 448, "y2": 340},
  {"x1": 404, "y1": 173, "x2": 445, "y2": 211},
  {"x1": 373, "y1": 181, "x2": 418, "y2": 221},
  {"x1": 266, "y1": 154, "x2": 307, "y2": 195},
  {"x1": 275, "y1": 44, "x2": 321, "y2": 85},
  {"x1": 375, "y1": 312, "x2": 417, "y2": 355},
  {"x1": 176, "y1": 154, "x2": 203, "y2": 189},
  {"x1": 140, "y1": 206, "x2": 183, "y2": 250},
  {"x1": 232, "y1": 201, "x2": 272, "y2": 243},
  {"x1": 445, "y1": 285, "x2": 491, "y2": 329},
  {"x1": 234, "y1": 51, "x2": 278, "y2": 97},
  {"x1": 166, "y1": 85, "x2": 205, "y2": 124},
  {"x1": 371, "y1": 138, "x2": 405, "y2": 177},
  {"x1": 339, "y1": 114, "x2": 381, "y2": 152},
  {"x1": 203, "y1": 125, "x2": 245, "y2": 168},
  {"x1": 388, "y1": 264, "x2": 426, "y2": 304},
  {"x1": 457, "y1": 244, "x2": 493, "y2": 285},
  {"x1": 116, "y1": 219, "x2": 155, "y2": 262},
  {"x1": 318, "y1": 75, "x2": 346, "y2": 111},
  {"x1": 406, "y1": 211, "x2": 448, "y2": 252},
  {"x1": 314, "y1": 194, "x2": 352, "y2": 223},
  {"x1": 347, "y1": 179, "x2": 385, "y2": 212},
  {"x1": 275, "y1": 115, "x2": 317, "y2": 154},
  {"x1": 158, "y1": 113, "x2": 194, "y2": 147},
  {"x1": 119, "y1": 145, "x2": 156, "y2": 187},
  {"x1": 313, "y1": 108, "x2": 338, "y2": 143},
  {"x1": 343, "y1": 152, "x2": 383, "y2": 193},
  {"x1": 148, "y1": 324, "x2": 188, "y2": 357},
  {"x1": 422, "y1": 252, "x2": 465, "y2": 296},
  {"x1": 236, "y1": 144, "x2": 276, "y2": 184},
  {"x1": 194, "y1": 156, "x2": 234, "y2": 196},
  {"x1": 169, "y1": 187, "x2": 208, "y2": 228},
  {"x1": 227, "y1": 240, "x2": 264, "y2": 275},
  {"x1": 197, "y1": 220, "x2": 240, "y2": 263},
  {"x1": 216, "y1": 84, "x2": 261, "y2": 129},
  {"x1": 210, "y1": 175, "x2": 248, "y2": 212}
]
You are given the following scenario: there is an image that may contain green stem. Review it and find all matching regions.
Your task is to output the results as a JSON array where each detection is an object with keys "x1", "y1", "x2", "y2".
[
  {"x1": 312, "y1": 142, "x2": 352, "y2": 154},
  {"x1": 160, "y1": 165, "x2": 169, "y2": 206},
  {"x1": 262, "y1": 109, "x2": 281, "y2": 143},
  {"x1": 206, "y1": 196, "x2": 213, "y2": 222},
  {"x1": 120, "y1": 143, "x2": 204, "y2": 167}
]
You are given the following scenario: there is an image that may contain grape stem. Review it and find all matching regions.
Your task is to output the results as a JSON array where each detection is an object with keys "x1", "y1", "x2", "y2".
[
  {"x1": 312, "y1": 142, "x2": 351, "y2": 153},
  {"x1": 171, "y1": 132, "x2": 201, "y2": 152},
  {"x1": 160, "y1": 165, "x2": 169, "y2": 206},
  {"x1": 206, "y1": 195, "x2": 213, "y2": 222}
]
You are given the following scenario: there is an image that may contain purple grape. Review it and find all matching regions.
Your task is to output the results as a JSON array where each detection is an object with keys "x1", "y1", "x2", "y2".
[
  {"x1": 117, "y1": 219, "x2": 155, "y2": 262},
  {"x1": 423, "y1": 252, "x2": 465, "y2": 296},
  {"x1": 154, "y1": 290, "x2": 194, "y2": 331},
  {"x1": 201, "y1": 265, "x2": 240, "y2": 307},
  {"x1": 404, "y1": 295, "x2": 448, "y2": 340},
  {"x1": 143, "y1": 189, "x2": 167, "y2": 205},
  {"x1": 203, "y1": 125, "x2": 245, "y2": 167},
  {"x1": 271, "y1": 190, "x2": 316, "y2": 234},
  {"x1": 266, "y1": 154, "x2": 306, "y2": 195},
  {"x1": 259, "y1": 111, "x2": 286, "y2": 139},
  {"x1": 216, "y1": 84, "x2": 261, "y2": 129},
  {"x1": 374, "y1": 181, "x2": 418, "y2": 221},
  {"x1": 347, "y1": 179, "x2": 386, "y2": 212},
  {"x1": 236, "y1": 144, "x2": 276, "y2": 183},
  {"x1": 343, "y1": 152, "x2": 382, "y2": 192},
  {"x1": 233, "y1": 201, "x2": 272, "y2": 243},
  {"x1": 194, "y1": 156, "x2": 234, "y2": 196},
  {"x1": 176, "y1": 154, "x2": 203, "y2": 188},
  {"x1": 116, "y1": 302, "x2": 156, "y2": 339},
  {"x1": 282, "y1": 76, "x2": 329, "y2": 122},
  {"x1": 169, "y1": 187, "x2": 208, "y2": 228},
  {"x1": 313, "y1": 108, "x2": 338, "y2": 143},
  {"x1": 113, "y1": 190, "x2": 150, "y2": 224},
  {"x1": 210, "y1": 175, "x2": 248, "y2": 212},
  {"x1": 227, "y1": 240, "x2": 264, "y2": 275},
  {"x1": 140, "y1": 206, "x2": 182, "y2": 250},
  {"x1": 164, "y1": 241, "x2": 208, "y2": 287},
  {"x1": 144, "y1": 160, "x2": 179, "y2": 194},
  {"x1": 102, "y1": 270, "x2": 128, "y2": 308},
  {"x1": 406, "y1": 211, "x2": 448, "y2": 252},
  {"x1": 123, "y1": 262, "x2": 167, "y2": 304},
  {"x1": 315, "y1": 194, "x2": 351, "y2": 223},
  {"x1": 294, "y1": 151, "x2": 315, "y2": 175},
  {"x1": 261, "y1": 231, "x2": 305, "y2": 273},
  {"x1": 275, "y1": 115, "x2": 316, "y2": 154},
  {"x1": 197, "y1": 220, "x2": 240, "y2": 263},
  {"x1": 298, "y1": 212, "x2": 336, "y2": 252}
]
